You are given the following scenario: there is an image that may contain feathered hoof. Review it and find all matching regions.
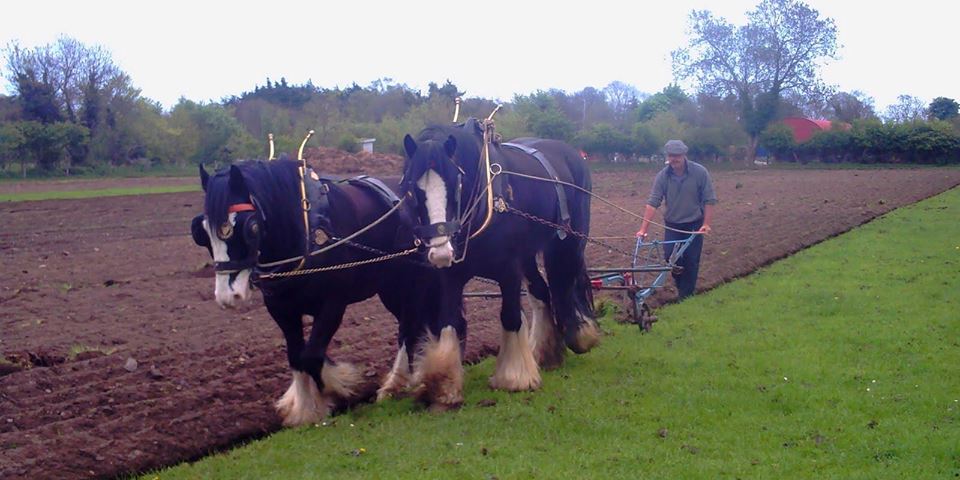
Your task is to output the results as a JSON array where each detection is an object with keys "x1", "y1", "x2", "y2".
[
  {"x1": 565, "y1": 318, "x2": 601, "y2": 354},
  {"x1": 527, "y1": 300, "x2": 566, "y2": 370},
  {"x1": 275, "y1": 371, "x2": 332, "y2": 427},
  {"x1": 321, "y1": 360, "x2": 362, "y2": 401},
  {"x1": 412, "y1": 326, "x2": 464, "y2": 411},
  {"x1": 377, "y1": 346, "x2": 412, "y2": 402},
  {"x1": 489, "y1": 329, "x2": 542, "y2": 392}
]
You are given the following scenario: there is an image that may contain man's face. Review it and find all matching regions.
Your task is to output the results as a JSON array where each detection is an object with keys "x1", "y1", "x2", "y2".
[{"x1": 666, "y1": 154, "x2": 686, "y2": 171}]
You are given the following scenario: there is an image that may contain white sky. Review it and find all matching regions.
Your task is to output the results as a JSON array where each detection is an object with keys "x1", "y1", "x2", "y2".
[{"x1": 1, "y1": 0, "x2": 957, "y2": 113}]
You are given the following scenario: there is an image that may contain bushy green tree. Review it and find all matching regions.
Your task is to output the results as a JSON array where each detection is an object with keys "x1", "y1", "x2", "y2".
[
  {"x1": 513, "y1": 92, "x2": 575, "y2": 141},
  {"x1": 573, "y1": 123, "x2": 632, "y2": 160},
  {"x1": 928, "y1": 97, "x2": 959, "y2": 121}
]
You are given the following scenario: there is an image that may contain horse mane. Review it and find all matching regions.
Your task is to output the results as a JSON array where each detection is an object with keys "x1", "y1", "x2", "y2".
[
  {"x1": 416, "y1": 121, "x2": 485, "y2": 177},
  {"x1": 205, "y1": 160, "x2": 304, "y2": 243}
]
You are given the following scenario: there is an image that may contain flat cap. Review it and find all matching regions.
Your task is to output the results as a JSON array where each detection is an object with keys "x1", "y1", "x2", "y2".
[{"x1": 664, "y1": 139, "x2": 688, "y2": 155}]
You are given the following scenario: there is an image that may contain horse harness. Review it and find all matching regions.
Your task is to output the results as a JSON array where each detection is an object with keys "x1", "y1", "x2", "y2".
[
  {"x1": 217, "y1": 169, "x2": 403, "y2": 279},
  {"x1": 501, "y1": 142, "x2": 572, "y2": 240}
]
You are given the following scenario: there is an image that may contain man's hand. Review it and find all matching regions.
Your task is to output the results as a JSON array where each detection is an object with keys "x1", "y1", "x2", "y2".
[
  {"x1": 698, "y1": 225, "x2": 712, "y2": 235},
  {"x1": 636, "y1": 229, "x2": 648, "y2": 239}
]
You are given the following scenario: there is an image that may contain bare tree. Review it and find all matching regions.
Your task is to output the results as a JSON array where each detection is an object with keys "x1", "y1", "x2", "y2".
[
  {"x1": 884, "y1": 94, "x2": 926, "y2": 123},
  {"x1": 602, "y1": 80, "x2": 642, "y2": 123},
  {"x1": 672, "y1": 0, "x2": 838, "y2": 159},
  {"x1": 828, "y1": 90, "x2": 877, "y2": 123}
]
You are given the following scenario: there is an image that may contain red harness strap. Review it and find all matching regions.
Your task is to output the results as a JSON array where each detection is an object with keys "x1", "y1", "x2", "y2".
[{"x1": 227, "y1": 203, "x2": 256, "y2": 213}]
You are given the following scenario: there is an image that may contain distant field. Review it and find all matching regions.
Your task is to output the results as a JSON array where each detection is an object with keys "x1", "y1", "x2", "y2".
[{"x1": 0, "y1": 184, "x2": 199, "y2": 202}]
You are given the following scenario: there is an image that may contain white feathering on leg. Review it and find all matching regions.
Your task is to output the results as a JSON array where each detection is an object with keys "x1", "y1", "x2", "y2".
[
  {"x1": 377, "y1": 345, "x2": 412, "y2": 401},
  {"x1": 412, "y1": 326, "x2": 464, "y2": 411},
  {"x1": 490, "y1": 327, "x2": 542, "y2": 391}
]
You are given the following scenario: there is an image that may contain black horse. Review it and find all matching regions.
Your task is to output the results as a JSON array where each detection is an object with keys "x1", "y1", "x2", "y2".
[
  {"x1": 191, "y1": 159, "x2": 442, "y2": 425},
  {"x1": 399, "y1": 119, "x2": 600, "y2": 408}
]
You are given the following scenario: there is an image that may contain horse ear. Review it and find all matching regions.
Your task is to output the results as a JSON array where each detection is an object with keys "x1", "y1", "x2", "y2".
[
  {"x1": 228, "y1": 165, "x2": 245, "y2": 192},
  {"x1": 403, "y1": 134, "x2": 417, "y2": 158},
  {"x1": 199, "y1": 164, "x2": 209, "y2": 192},
  {"x1": 444, "y1": 135, "x2": 457, "y2": 158}
]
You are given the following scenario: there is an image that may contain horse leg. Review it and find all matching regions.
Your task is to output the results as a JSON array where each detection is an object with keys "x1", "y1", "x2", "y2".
[
  {"x1": 545, "y1": 237, "x2": 601, "y2": 354},
  {"x1": 298, "y1": 302, "x2": 361, "y2": 420},
  {"x1": 522, "y1": 254, "x2": 565, "y2": 369},
  {"x1": 490, "y1": 269, "x2": 542, "y2": 391},
  {"x1": 411, "y1": 275, "x2": 466, "y2": 411},
  {"x1": 376, "y1": 288, "x2": 417, "y2": 402},
  {"x1": 269, "y1": 306, "x2": 326, "y2": 427}
]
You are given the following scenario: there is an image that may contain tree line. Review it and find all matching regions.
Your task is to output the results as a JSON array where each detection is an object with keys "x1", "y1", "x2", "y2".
[{"x1": 2, "y1": 0, "x2": 958, "y2": 177}]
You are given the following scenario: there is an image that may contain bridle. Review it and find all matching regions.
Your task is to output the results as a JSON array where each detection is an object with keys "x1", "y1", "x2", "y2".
[
  {"x1": 212, "y1": 202, "x2": 263, "y2": 275},
  {"x1": 408, "y1": 108, "x2": 502, "y2": 258}
]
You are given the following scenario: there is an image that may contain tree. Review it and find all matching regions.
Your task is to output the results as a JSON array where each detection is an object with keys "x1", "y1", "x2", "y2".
[
  {"x1": 569, "y1": 87, "x2": 614, "y2": 128},
  {"x1": 928, "y1": 97, "x2": 959, "y2": 121},
  {"x1": 884, "y1": 94, "x2": 926, "y2": 123},
  {"x1": 672, "y1": 0, "x2": 838, "y2": 160},
  {"x1": 603, "y1": 81, "x2": 641, "y2": 124},
  {"x1": 513, "y1": 91, "x2": 576, "y2": 141},
  {"x1": 827, "y1": 90, "x2": 877, "y2": 123},
  {"x1": 573, "y1": 123, "x2": 633, "y2": 160},
  {"x1": 427, "y1": 80, "x2": 464, "y2": 101},
  {"x1": 637, "y1": 84, "x2": 690, "y2": 122}
]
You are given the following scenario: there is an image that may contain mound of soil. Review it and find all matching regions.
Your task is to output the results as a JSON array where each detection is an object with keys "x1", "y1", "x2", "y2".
[
  {"x1": 302, "y1": 146, "x2": 405, "y2": 176},
  {"x1": 1, "y1": 167, "x2": 959, "y2": 479}
]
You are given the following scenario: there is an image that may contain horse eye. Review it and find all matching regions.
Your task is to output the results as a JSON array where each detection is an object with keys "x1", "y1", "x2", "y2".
[{"x1": 218, "y1": 222, "x2": 234, "y2": 240}]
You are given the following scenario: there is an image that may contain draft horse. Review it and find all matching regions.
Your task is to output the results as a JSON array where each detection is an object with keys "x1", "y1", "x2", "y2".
[
  {"x1": 399, "y1": 118, "x2": 600, "y2": 409},
  {"x1": 191, "y1": 159, "x2": 441, "y2": 426}
]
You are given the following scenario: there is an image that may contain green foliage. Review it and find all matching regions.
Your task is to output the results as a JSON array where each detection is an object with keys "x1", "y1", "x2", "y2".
[
  {"x1": 337, "y1": 133, "x2": 360, "y2": 154},
  {"x1": 764, "y1": 119, "x2": 960, "y2": 164},
  {"x1": 513, "y1": 91, "x2": 576, "y2": 141},
  {"x1": 631, "y1": 122, "x2": 661, "y2": 156},
  {"x1": 573, "y1": 123, "x2": 632, "y2": 159},
  {"x1": 759, "y1": 124, "x2": 797, "y2": 159},
  {"x1": 636, "y1": 84, "x2": 689, "y2": 122},
  {"x1": 642, "y1": 111, "x2": 688, "y2": 149},
  {"x1": 928, "y1": 97, "x2": 959, "y2": 121}
]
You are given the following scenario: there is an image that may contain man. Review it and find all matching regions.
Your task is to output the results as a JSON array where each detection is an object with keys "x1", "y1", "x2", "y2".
[{"x1": 636, "y1": 140, "x2": 717, "y2": 300}]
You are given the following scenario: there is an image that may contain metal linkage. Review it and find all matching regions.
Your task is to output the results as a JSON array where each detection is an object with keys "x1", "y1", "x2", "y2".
[
  {"x1": 501, "y1": 203, "x2": 636, "y2": 259},
  {"x1": 257, "y1": 246, "x2": 420, "y2": 279}
]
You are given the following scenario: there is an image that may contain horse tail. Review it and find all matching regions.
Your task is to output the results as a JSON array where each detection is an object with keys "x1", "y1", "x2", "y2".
[{"x1": 543, "y1": 145, "x2": 599, "y2": 354}]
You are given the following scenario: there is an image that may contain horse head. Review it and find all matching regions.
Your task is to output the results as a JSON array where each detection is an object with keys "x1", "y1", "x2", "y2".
[
  {"x1": 401, "y1": 120, "x2": 484, "y2": 267},
  {"x1": 194, "y1": 163, "x2": 264, "y2": 308}
]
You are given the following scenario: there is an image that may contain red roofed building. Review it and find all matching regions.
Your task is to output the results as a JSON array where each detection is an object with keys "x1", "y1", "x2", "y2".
[{"x1": 781, "y1": 117, "x2": 841, "y2": 143}]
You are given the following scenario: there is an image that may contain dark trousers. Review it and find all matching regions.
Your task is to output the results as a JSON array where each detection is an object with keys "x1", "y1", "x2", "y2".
[{"x1": 663, "y1": 219, "x2": 704, "y2": 300}]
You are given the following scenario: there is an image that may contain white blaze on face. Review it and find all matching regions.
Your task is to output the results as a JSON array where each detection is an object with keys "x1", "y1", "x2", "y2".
[
  {"x1": 203, "y1": 214, "x2": 253, "y2": 308},
  {"x1": 417, "y1": 170, "x2": 454, "y2": 267}
]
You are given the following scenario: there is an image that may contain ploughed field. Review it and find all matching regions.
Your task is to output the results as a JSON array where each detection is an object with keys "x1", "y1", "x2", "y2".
[{"x1": 2, "y1": 167, "x2": 959, "y2": 479}]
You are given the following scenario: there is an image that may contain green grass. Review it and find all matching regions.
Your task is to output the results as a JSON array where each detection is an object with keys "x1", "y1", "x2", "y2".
[
  {"x1": 0, "y1": 185, "x2": 199, "y2": 202},
  {"x1": 151, "y1": 187, "x2": 960, "y2": 479}
]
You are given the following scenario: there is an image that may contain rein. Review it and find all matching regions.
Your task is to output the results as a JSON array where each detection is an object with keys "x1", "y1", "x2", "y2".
[{"x1": 227, "y1": 131, "x2": 420, "y2": 281}]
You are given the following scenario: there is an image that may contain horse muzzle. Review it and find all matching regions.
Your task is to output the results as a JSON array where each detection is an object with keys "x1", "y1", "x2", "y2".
[
  {"x1": 426, "y1": 239, "x2": 455, "y2": 268},
  {"x1": 214, "y1": 268, "x2": 254, "y2": 308}
]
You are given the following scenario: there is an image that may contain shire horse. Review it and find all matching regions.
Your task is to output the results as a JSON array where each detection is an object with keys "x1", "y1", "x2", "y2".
[
  {"x1": 399, "y1": 118, "x2": 600, "y2": 409},
  {"x1": 191, "y1": 159, "x2": 442, "y2": 425}
]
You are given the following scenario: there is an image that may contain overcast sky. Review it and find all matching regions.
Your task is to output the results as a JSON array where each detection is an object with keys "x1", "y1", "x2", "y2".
[{"x1": 1, "y1": 0, "x2": 956, "y2": 113}]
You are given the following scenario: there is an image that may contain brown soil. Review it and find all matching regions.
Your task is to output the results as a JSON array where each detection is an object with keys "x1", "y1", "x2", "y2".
[{"x1": 2, "y1": 165, "x2": 959, "y2": 479}]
